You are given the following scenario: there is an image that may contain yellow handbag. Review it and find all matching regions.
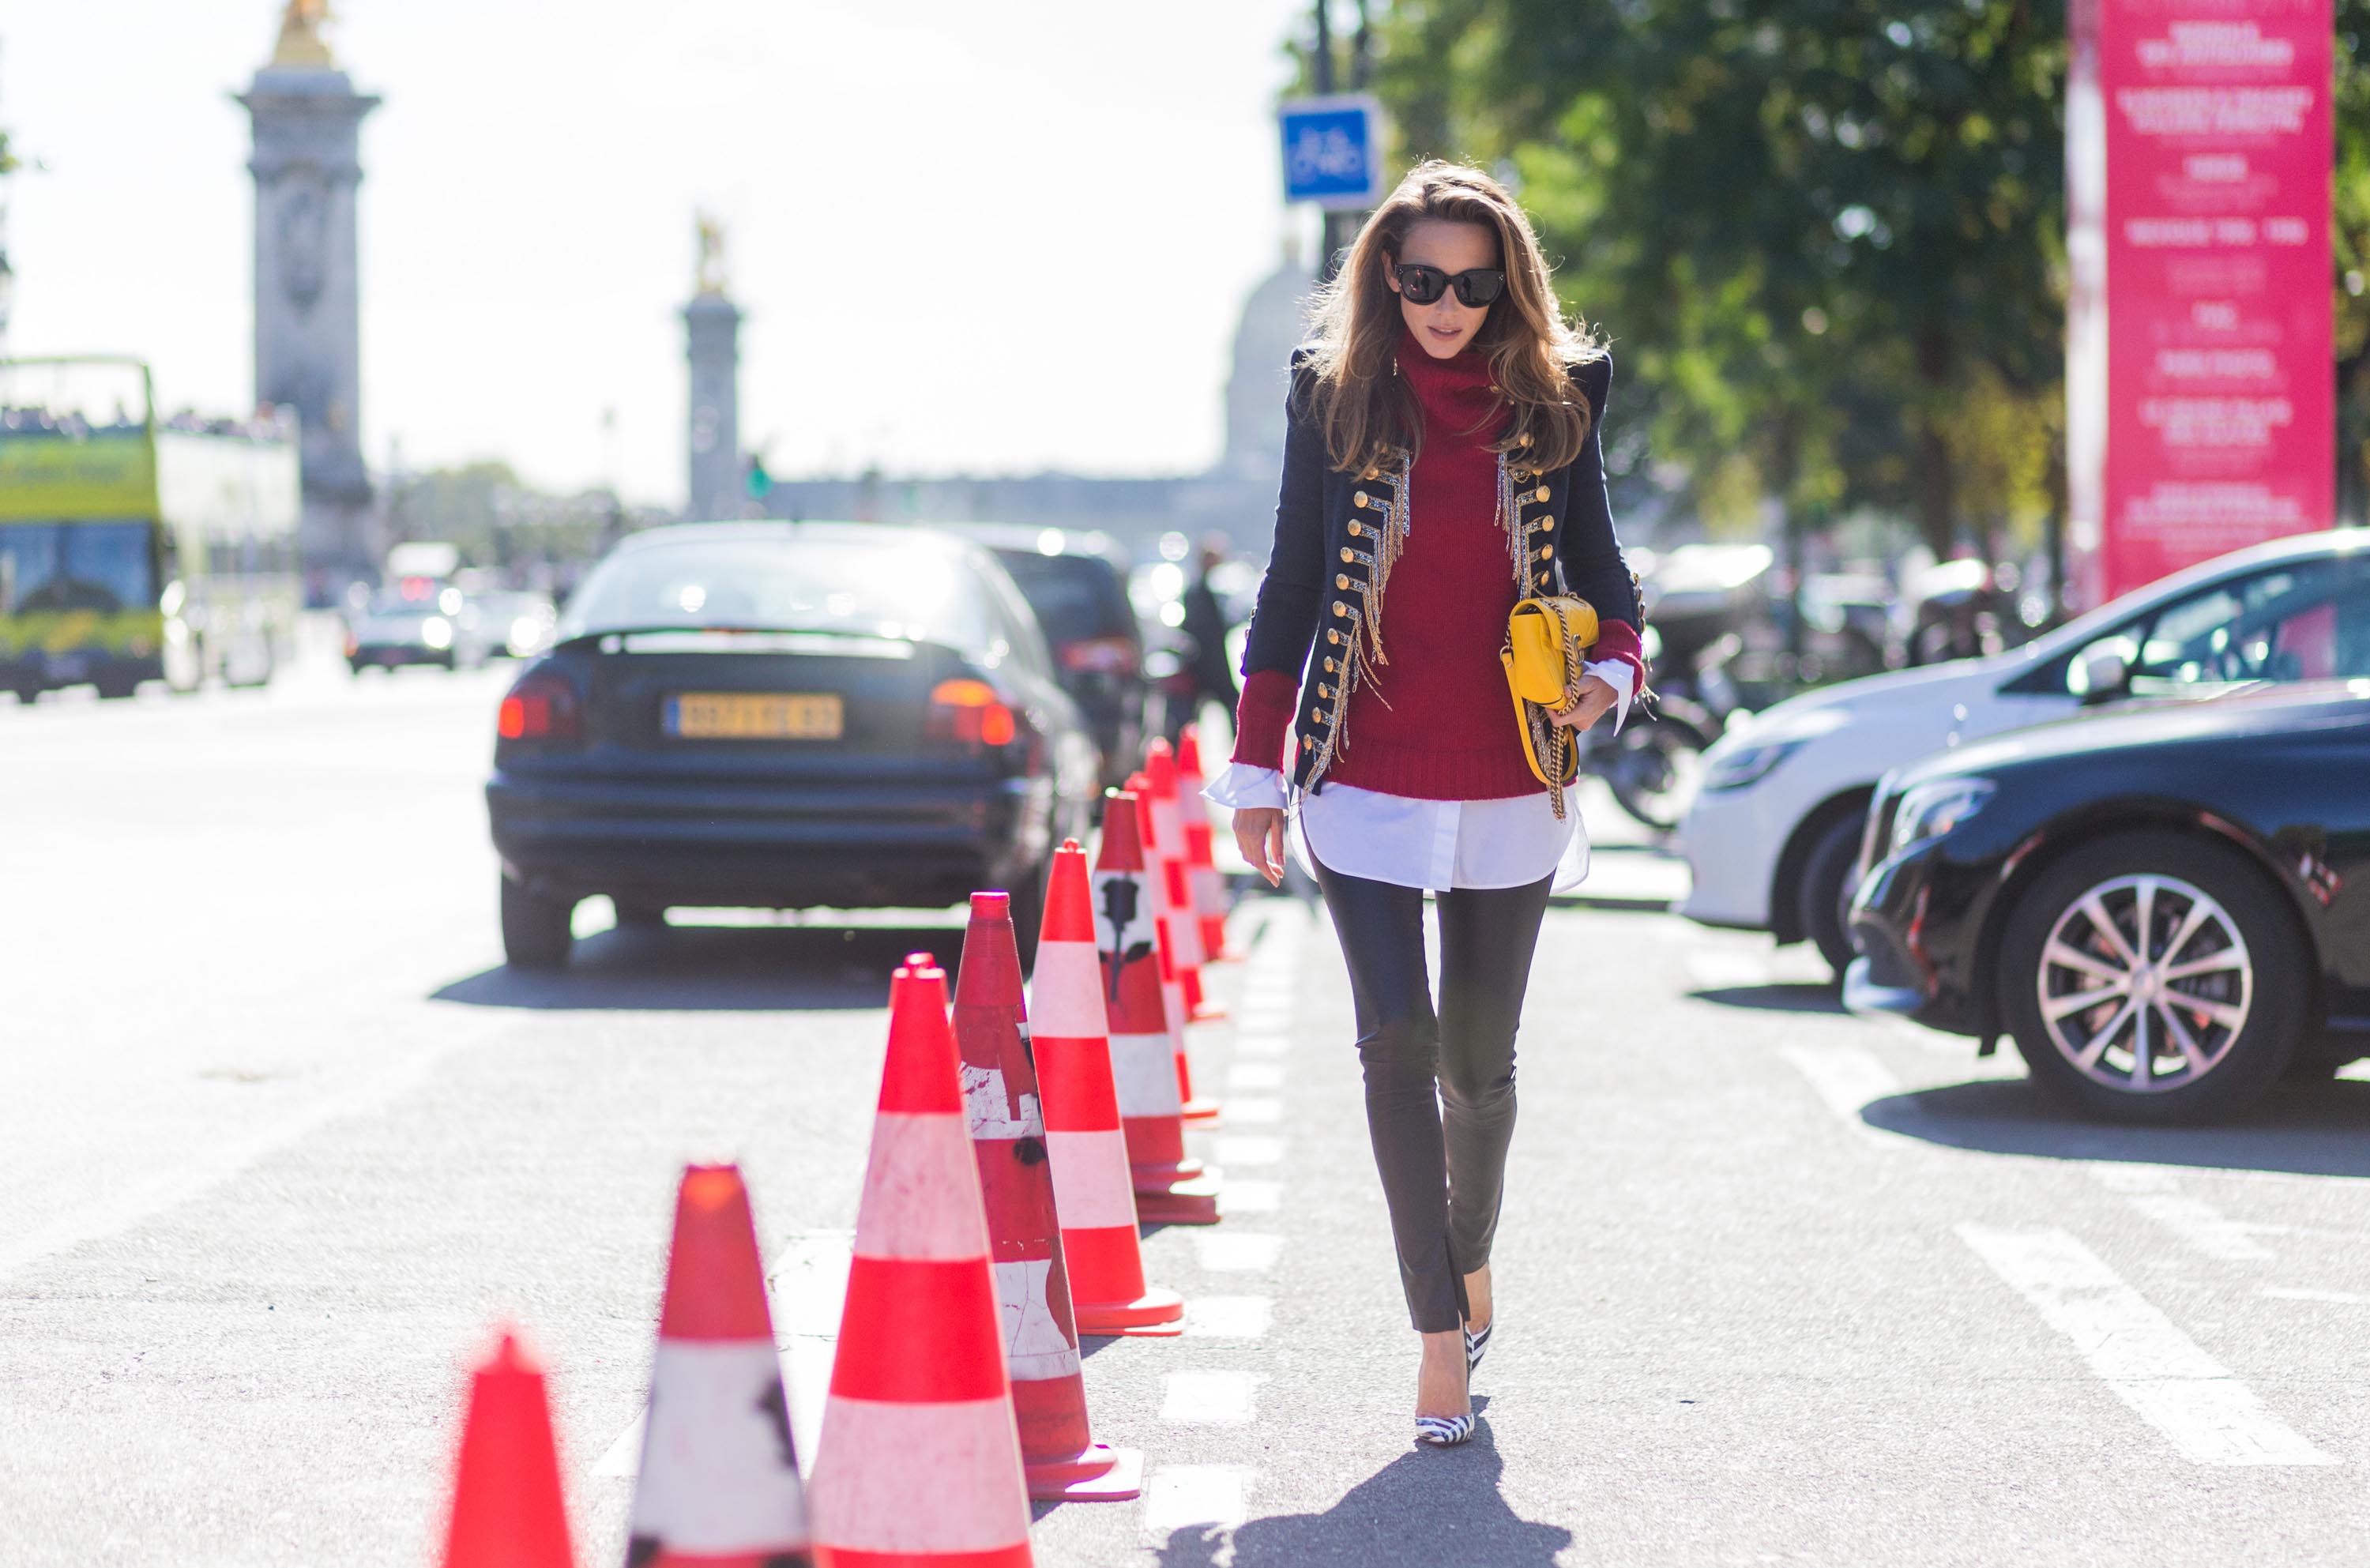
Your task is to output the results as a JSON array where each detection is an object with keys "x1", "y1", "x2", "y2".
[{"x1": 1499, "y1": 595, "x2": 1599, "y2": 820}]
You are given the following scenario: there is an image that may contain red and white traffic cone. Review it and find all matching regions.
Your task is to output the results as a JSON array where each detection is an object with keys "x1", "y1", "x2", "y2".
[
  {"x1": 807, "y1": 960, "x2": 1034, "y2": 1568},
  {"x1": 436, "y1": 1329, "x2": 577, "y2": 1568},
  {"x1": 1081, "y1": 814, "x2": 1220, "y2": 1225},
  {"x1": 954, "y1": 890, "x2": 1143, "y2": 1502},
  {"x1": 1031, "y1": 837, "x2": 1188, "y2": 1335},
  {"x1": 626, "y1": 1164, "x2": 814, "y2": 1567},
  {"x1": 1173, "y1": 726, "x2": 1236, "y2": 963},
  {"x1": 1143, "y1": 742, "x2": 1222, "y2": 1021},
  {"x1": 1126, "y1": 773, "x2": 1218, "y2": 1124}
]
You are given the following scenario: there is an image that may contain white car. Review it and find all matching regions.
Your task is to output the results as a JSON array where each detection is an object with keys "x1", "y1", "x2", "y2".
[{"x1": 1678, "y1": 528, "x2": 2370, "y2": 976}]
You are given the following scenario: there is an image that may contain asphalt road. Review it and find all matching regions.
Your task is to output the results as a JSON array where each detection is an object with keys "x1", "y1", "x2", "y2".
[{"x1": 7, "y1": 638, "x2": 2370, "y2": 1566}]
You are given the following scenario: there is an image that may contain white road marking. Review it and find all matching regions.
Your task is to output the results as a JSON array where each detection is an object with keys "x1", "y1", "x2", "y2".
[
  {"x1": 2087, "y1": 1166, "x2": 2279, "y2": 1262},
  {"x1": 1220, "y1": 1179, "x2": 1282, "y2": 1214},
  {"x1": 1213, "y1": 1136, "x2": 1286, "y2": 1168},
  {"x1": 2260, "y1": 1287, "x2": 2370, "y2": 1306},
  {"x1": 1160, "y1": 1371, "x2": 1259, "y2": 1424},
  {"x1": 1223, "y1": 1098, "x2": 1284, "y2": 1125},
  {"x1": 1183, "y1": 1296, "x2": 1273, "y2": 1339},
  {"x1": 1194, "y1": 1233, "x2": 1285, "y2": 1273},
  {"x1": 1778, "y1": 1045, "x2": 1903, "y2": 1143},
  {"x1": 1957, "y1": 1224, "x2": 2334, "y2": 1465},
  {"x1": 2090, "y1": 1164, "x2": 2180, "y2": 1194},
  {"x1": 0, "y1": 1017, "x2": 503, "y2": 1280},
  {"x1": 1227, "y1": 1063, "x2": 1287, "y2": 1090},
  {"x1": 1142, "y1": 1465, "x2": 1252, "y2": 1539},
  {"x1": 1232, "y1": 1032, "x2": 1290, "y2": 1058},
  {"x1": 598, "y1": 1231, "x2": 853, "y2": 1483},
  {"x1": 1682, "y1": 946, "x2": 1771, "y2": 990},
  {"x1": 2125, "y1": 1195, "x2": 2278, "y2": 1263}
]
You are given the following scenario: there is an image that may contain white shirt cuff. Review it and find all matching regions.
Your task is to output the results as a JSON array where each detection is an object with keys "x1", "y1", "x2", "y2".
[
  {"x1": 1582, "y1": 659, "x2": 1635, "y2": 734},
  {"x1": 1202, "y1": 762, "x2": 1288, "y2": 811}
]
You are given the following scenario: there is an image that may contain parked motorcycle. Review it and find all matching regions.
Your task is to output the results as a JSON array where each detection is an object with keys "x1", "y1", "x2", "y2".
[{"x1": 1582, "y1": 543, "x2": 1772, "y2": 833}]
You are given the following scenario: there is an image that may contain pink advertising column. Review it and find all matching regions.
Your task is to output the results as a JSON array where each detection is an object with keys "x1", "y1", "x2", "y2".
[{"x1": 2066, "y1": 0, "x2": 2334, "y2": 609}]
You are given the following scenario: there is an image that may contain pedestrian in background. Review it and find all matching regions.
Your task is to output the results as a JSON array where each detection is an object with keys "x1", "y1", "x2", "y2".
[
  {"x1": 1206, "y1": 160, "x2": 1647, "y2": 1447},
  {"x1": 1176, "y1": 535, "x2": 1241, "y2": 738}
]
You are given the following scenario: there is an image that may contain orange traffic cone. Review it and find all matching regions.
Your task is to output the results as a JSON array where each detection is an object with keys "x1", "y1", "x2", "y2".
[
  {"x1": 807, "y1": 960, "x2": 1034, "y2": 1568},
  {"x1": 1173, "y1": 727, "x2": 1236, "y2": 963},
  {"x1": 626, "y1": 1164, "x2": 814, "y2": 1567},
  {"x1": 1078, "y1": 815, "x2": 1219, "y2": 1226},
  {"x1": 438, "y1": 1329, "x2": 577, "y2": 1568},
  {"x1": 955, "y1": 890, "x2": 1145, "y2": 1501},
  {"x1": 1033, "y1": 835, "x2": 1187, "y2": 1335},
  {"x1": 1143, "y1": 742, "x2": 1222, "y2": 1021},
  {"x1": 1126, "y1": 773, "x2": 1218, "y2": 1123}
]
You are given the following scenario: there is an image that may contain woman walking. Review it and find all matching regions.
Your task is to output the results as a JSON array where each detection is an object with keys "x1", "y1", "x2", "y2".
[{"x1": 1206, "y1": 162, "x2": 1646, "y2": 1446}]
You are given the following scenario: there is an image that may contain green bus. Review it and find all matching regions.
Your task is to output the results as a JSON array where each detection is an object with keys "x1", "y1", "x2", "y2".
[{"x1": 0, "y1": 357, "x2": 302, "y2": 701}]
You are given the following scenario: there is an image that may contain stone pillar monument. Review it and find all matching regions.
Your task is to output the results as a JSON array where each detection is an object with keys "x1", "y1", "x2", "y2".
[
  {"x1": 238, "y1": 2, "x2": 379, "y2": 578},
  {"x1": 683, "y1": 214, "x2": 744, "y2": 521}
]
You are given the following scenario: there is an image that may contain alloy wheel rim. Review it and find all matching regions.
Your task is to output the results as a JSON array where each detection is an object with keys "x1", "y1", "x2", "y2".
[{"x1": 2036, "y1": 873, "x2": 2252, "y2": 1094}]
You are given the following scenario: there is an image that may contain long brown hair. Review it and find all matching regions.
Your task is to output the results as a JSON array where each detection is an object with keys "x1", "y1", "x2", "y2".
[{"x1": 1301, "y1": 160, "x2": 1603, "y2": 476}]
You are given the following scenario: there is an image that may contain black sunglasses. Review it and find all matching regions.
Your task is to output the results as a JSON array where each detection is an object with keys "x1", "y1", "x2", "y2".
[{"x1": 1390, "y1": 261, "x2": 1507, "y2": 308}]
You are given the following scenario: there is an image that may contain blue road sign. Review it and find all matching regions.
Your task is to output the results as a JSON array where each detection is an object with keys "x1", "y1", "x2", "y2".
[{"x1": 1279, "y1": 94, "x2": 1384, "y2": 209}]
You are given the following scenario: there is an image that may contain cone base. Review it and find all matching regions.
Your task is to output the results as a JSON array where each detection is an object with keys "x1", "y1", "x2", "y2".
[
  {"x1": 1132, "y1": 1173, "x2": 1222, "y2": 1226},
  {"x1": 1189, "y1": 1005, "x2": 1229, "y2": 1022},
  {"x1": 816, "y1": 1545, "x2": 1029, "y2": 1567},
  {"x1": 1129, "y1": 1156, "x2": 1206, "y2": 1190},
  {"x1": 1025, "y1": 1442, "x2": 1144, "y2": 1502},
  {"x1": 1074, "y1": 1288, "x2": 1186, "y2": 1336},
  {"x1": 1181, "y1": 1097, "x2": 1221, "y2": 1124}
]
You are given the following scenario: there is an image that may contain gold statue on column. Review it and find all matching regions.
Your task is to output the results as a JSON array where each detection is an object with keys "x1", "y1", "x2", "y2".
[
  {"x1": 271, "y1": 0, "x2": 337, "y2": 69},
  {"x1": 695, "y1": 212, "x2": 729, "y2": 296}
]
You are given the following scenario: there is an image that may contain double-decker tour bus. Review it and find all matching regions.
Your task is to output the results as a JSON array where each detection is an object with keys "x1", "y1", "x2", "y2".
[{"x1": 0, "y1": 357, "x2": 301, "y2": 701}]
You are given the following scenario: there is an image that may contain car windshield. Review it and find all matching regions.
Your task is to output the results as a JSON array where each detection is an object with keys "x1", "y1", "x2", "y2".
[
  {"x1": 0, "y1": 521, "x2": 156, "y2": 615},
  {"x1": 991, "y1": 551, "x2": 1133, "y2": 645},
  {"x1": 559, "y1": 535, "x2": 995, "y2": 651}
]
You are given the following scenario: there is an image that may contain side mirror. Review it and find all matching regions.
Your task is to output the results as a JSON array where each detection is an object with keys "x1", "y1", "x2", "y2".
[{"x1": 2076, "y1": 644, "x2": 2130, "y2": 704}]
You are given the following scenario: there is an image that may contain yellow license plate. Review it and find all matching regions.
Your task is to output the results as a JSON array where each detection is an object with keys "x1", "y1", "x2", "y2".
[{"x1": 667, "y1": 691, "x2": 845, "y2": 740}]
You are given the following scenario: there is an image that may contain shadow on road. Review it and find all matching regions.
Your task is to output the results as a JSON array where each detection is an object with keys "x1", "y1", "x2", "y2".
[
  {"x1": 430, "y1": 923, "x2": 966, "y2": 1012},
  {"x1": 1148, "y1": 1426, "x2": 1570, "y2": 1567},
  {"x1": 1863, "y1": 1077, "x2": 2370, "y2": 1178},
  {"x1": 1686, "y1": 982, "x2": 1845, "y2": 1015}
]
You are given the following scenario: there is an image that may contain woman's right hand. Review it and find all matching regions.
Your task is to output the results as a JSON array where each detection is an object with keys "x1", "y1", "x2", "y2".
[{"x1": 1232, "y1": 807, "x2": 1288, "y2": 889}]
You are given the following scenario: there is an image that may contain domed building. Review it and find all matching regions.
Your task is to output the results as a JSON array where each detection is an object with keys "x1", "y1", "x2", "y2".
[
  {"x1": 1219, "y1": 243, "x2": 1318, "y2": 481},
  {"x1": 759, "y1": 239, "x2": 1314, "y2": 555}
]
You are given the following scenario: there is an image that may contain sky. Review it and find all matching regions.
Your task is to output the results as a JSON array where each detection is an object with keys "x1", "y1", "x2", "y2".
[{"x1": 0, "y1": 1, "x2": 1316, "y2": 507}]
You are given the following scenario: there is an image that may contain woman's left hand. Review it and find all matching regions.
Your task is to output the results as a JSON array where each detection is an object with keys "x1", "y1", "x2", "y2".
[{"x1": 1547, "y1": 674, "x2": 1619, "y2": 732}]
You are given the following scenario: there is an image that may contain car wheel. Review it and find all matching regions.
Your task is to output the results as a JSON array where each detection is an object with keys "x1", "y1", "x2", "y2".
[
  {"x1": 1999, "y1": 831, "x2": 2304, "y2": 1125},
  {"x1": 500, "y1": 877, "x2": 576, "y2": 971},
  {"x1": 95, "y1": 678, "x2": 141, "y2": 701},
  {"x1": 1796, "y1": 809, "x2": 1867, "y2": 983},
  {"x1": 228, "y1": 638, "x2": 276, "y2": 690}
]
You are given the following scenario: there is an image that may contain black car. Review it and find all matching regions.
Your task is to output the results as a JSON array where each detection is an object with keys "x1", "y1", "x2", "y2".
[
  {"x1": 1845, "y1": 681, "x2": 2370, "y2": 1123},
  {"x1": 942, "y1": 525, "x2": 1150, "y2": 789},
  {"x1": 486, "y1": 522, "x2": 1100, "y2": 969}
]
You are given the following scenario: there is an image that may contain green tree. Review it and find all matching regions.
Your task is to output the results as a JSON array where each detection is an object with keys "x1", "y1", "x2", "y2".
[
  {"x1": 2337, "y1": 0, "x2": 2370, "y2": 525},
  {"x1": 1380, "y1": 0, "x2": 2370, "y2": 549}
]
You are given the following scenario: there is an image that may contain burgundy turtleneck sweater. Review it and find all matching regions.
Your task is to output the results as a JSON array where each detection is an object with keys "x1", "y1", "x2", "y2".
[{"x1": 1269, "y1": 332, "x2": 1545, "y2": 800}]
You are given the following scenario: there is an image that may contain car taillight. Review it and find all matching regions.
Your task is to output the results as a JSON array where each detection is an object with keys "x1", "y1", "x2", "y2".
[
  {"x1": 498, "y1": 669, "x2": 582, "y2": 743},
  {"x1": 930, "y1": 678, "x2": 1019, "y2": 747},
  {"x1": 1059, "y1": 636, "x2": 1140, "y2": 676}
]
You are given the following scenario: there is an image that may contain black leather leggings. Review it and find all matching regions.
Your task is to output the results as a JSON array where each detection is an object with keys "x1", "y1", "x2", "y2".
[{"x1": 1311, "y1": 859, "x2": 1554, "y2": 1333}]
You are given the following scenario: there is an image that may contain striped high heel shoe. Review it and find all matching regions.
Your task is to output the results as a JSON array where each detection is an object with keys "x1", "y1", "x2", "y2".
[
  {"x1": 1465, "y1": 1318, "x2": 1493, "y2": 1378},
  {"x1": 1415, "y1": 1333, "x2": 1477, "y2": 1447},
  {"x1": 1415, "y1": 1409, "x2": 1475, "y2": 1446}
]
